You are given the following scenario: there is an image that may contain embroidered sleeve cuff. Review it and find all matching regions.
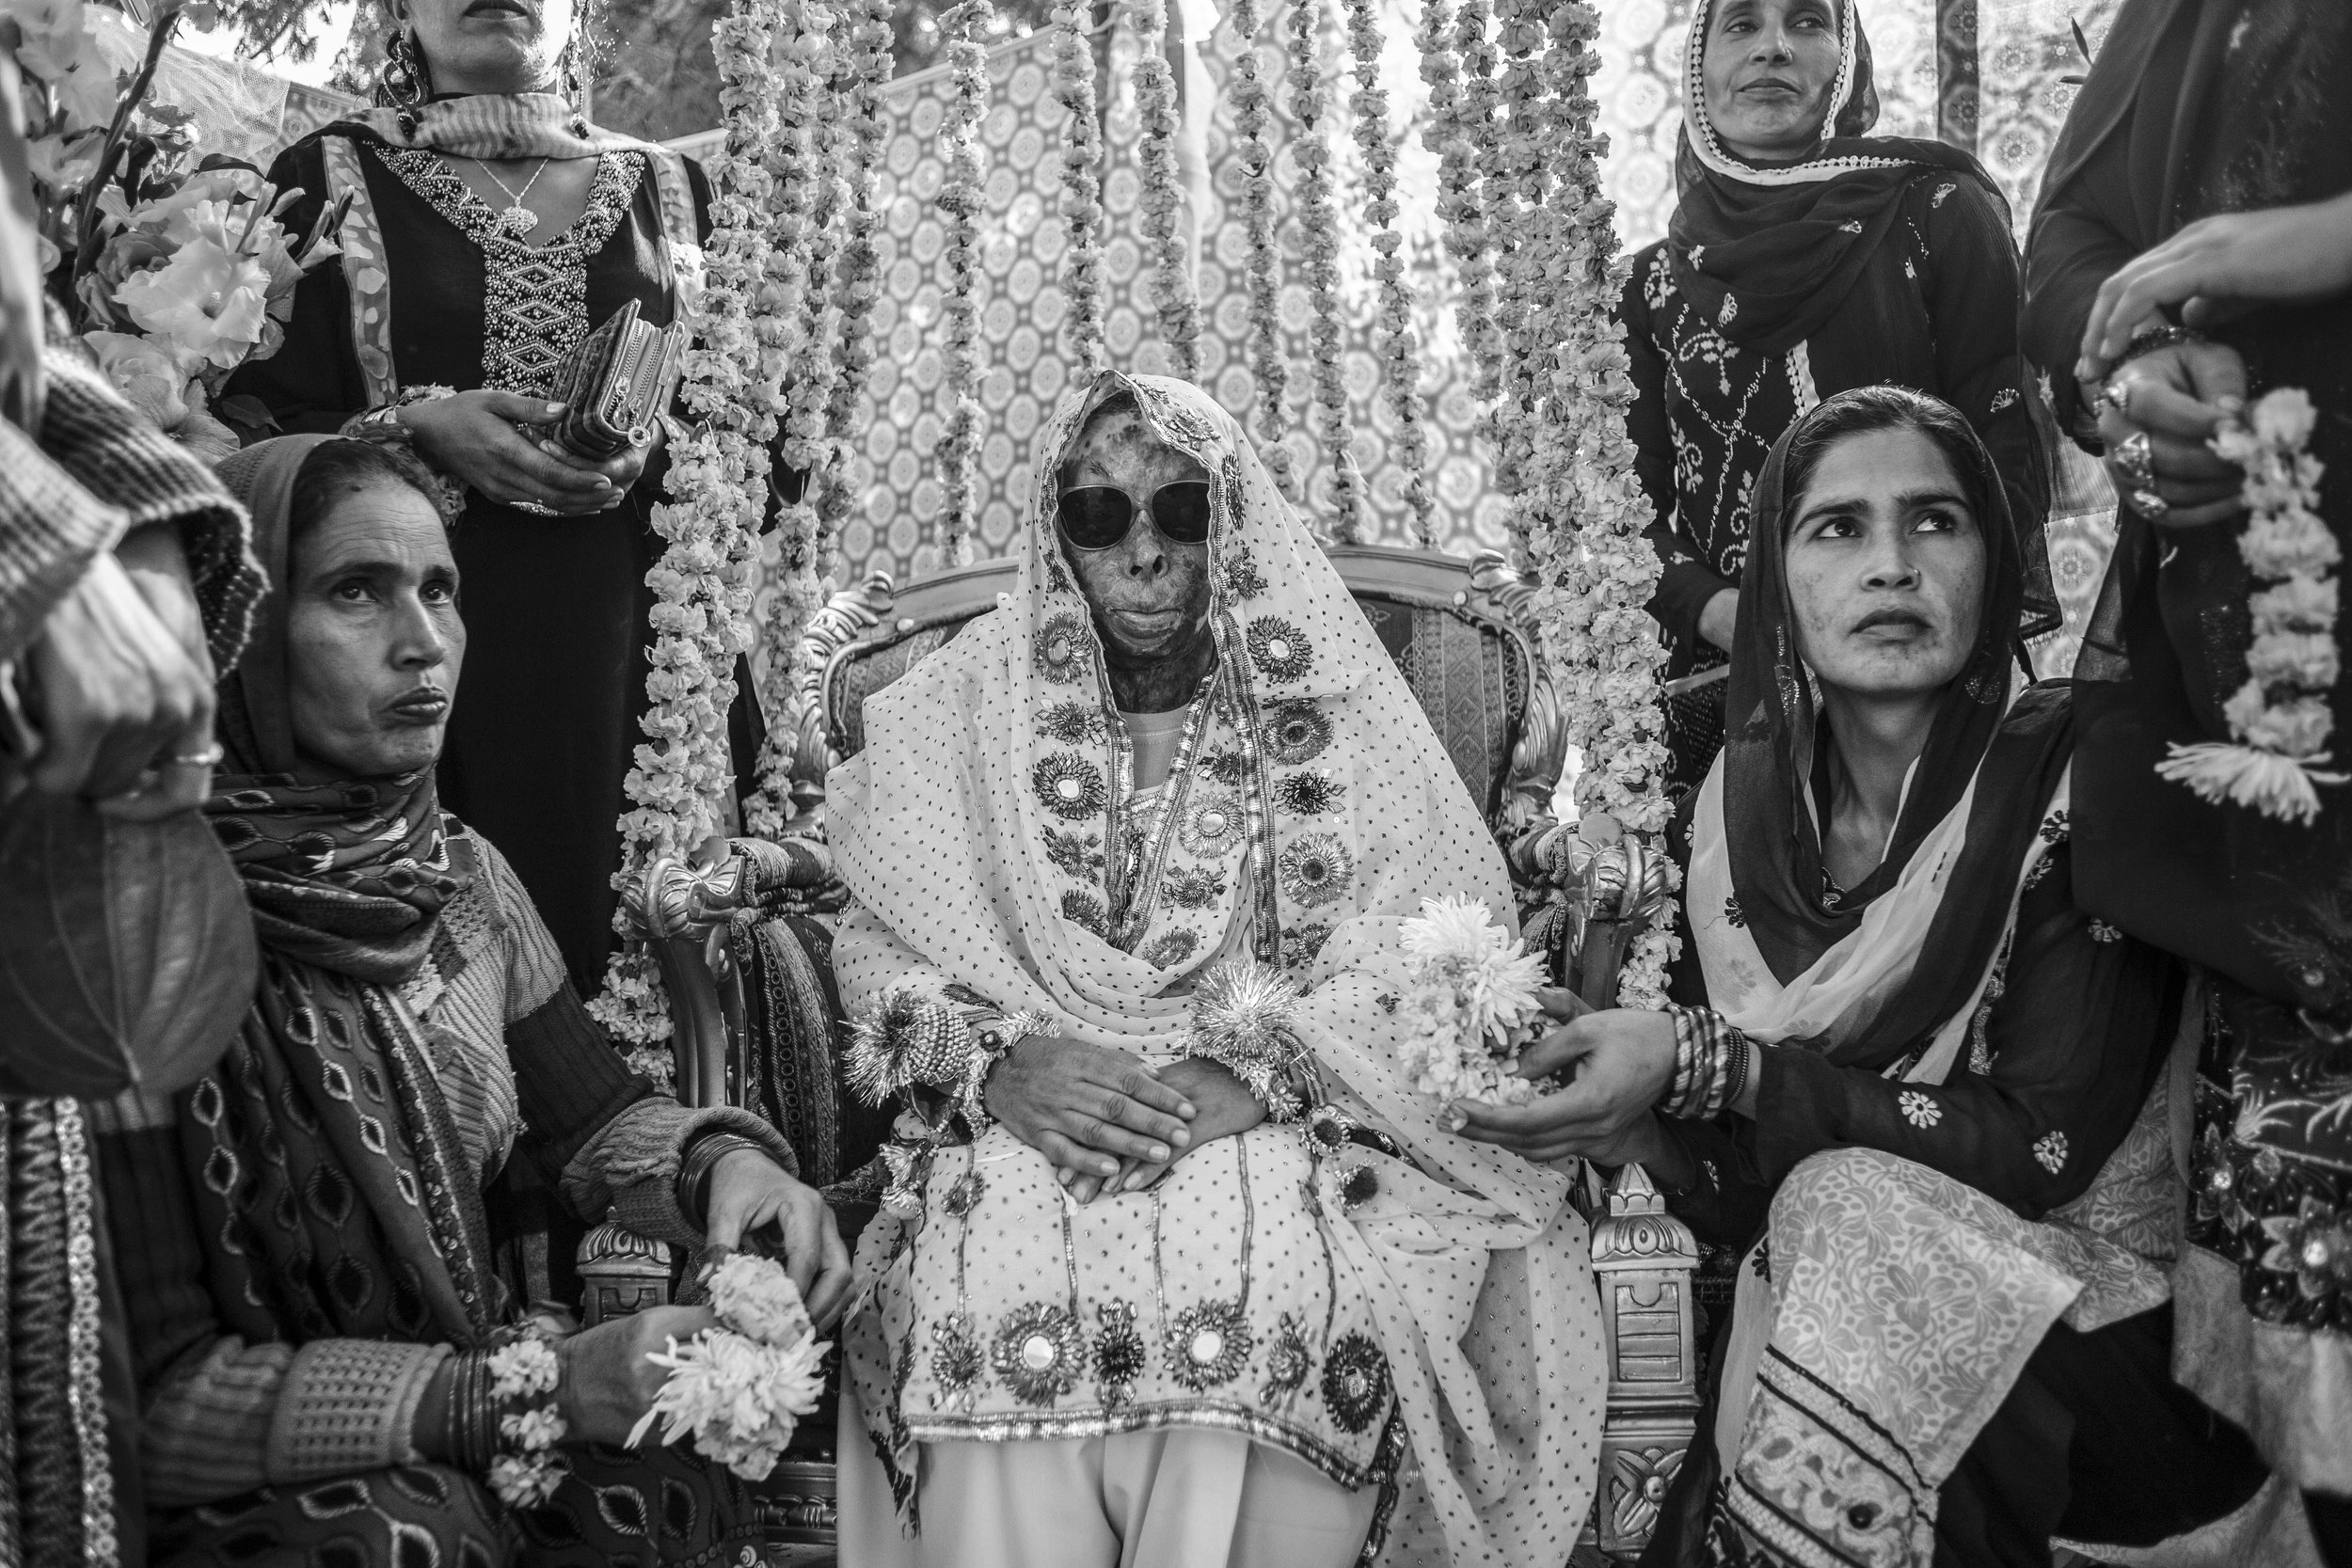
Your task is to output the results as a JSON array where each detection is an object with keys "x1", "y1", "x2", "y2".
[
  {"x1": 576, "y1": 1101, "x2": 796, "y2": 1246},
  {"x1": 264, "y1": 1339, "x2": 452, "y2": 1485}
]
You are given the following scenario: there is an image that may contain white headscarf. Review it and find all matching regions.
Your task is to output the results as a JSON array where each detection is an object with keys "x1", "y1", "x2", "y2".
[{"x1": 830, "y1": 372, "x2": 1605, "y2": 1563}]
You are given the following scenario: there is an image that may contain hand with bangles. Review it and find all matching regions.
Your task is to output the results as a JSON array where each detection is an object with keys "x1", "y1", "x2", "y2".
[{"x1": 1449, "y1": 1006, "x2": 1691, "y2": 1175}]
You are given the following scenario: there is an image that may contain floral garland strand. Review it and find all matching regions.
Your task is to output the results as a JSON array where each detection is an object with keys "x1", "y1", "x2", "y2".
[
  {"x1": 1479, "y1": 0, "x2": 1549, "y2": 519},
  {"x1": 2156, "y1": 388, "x2": 2343, "y2": 824},
  {"x1": 1522, "y1": 1, "x2": 1679, "y2": 1006},
  {"x1": 1286, "y1": 0, "x2": 1362, "y2": 542},
  {"x1": 744, "y1": 0, "x2": 847, "y2": 839},
  {"x1": 1453, "y1": 0, "x2": 1506, "y2": 405},
  {"x1": 1343, "y1": 0, "x2": 1433, "y2": 544},
  {"x1": 1228, "y1": 0, "x2": 1295, "y2": 499},
  {"x1": 1050, "y1": 0, "x2": 1108, "y2": 372},
  {"x1": 934, "y1": 0, "x2": 993, "y2": 567},
  {"x1": 1132, "y1": 0, "x2": 1201, "y2": 380},
  {"x1": 1413, "y1": 0, "x2": 1502, "y2": 411},
  {"x1": 589, "y1": 0, "x2": 784, "y2": 1069}
]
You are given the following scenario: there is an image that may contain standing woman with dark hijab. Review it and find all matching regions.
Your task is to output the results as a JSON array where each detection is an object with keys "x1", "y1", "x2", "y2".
[
  {"x1": 224, "y1": 0, "x2": 760, "y2": 1001},
  {"x1": 2023, "y1": 2, "x2": 2352, "y2": 1559},
  {"x1": 1622, "y1": 0, "x2": 2056, "y2": 793}
]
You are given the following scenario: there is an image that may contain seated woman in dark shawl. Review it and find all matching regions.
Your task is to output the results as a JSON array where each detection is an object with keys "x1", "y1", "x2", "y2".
[
  {"x1": 1625, "y1": 0, "x2": 2055, "y2": 793},
  {"x1": 87, "y1": 433, "x2": 849, "y2": 1567},
  {"x1": 1462, "y1": 388, "x2": 2265, "y2": 1565}
]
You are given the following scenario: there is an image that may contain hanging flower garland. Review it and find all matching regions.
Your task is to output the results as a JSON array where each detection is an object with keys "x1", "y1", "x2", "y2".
[
  {"x1": 934, "y1": 0, "x2": 993, "y2": 567},
  {"x1": 2156, "y1": 388, "x2": 2343, "y2": 824},
  {"x1": 1454, "y1": 0, "x2": 1506, "y2": 405},
  {"x1": 1518, "y1": 1, "x2": 1678, "y2": 1007},
  {"x1": 1479, "y1": 0, "x2": 1549, "y2": 516},
  {"x1": 1228, "y1": 0, "x2": 1295, "y2": 499},
  {"x1": 1050, "y1": 0, "x2": 1108, "y2": 372},
  {"x1": 1342, "y1": 0, "x2": 1433, "y2": 545},
  {"x1": 1286, "y1": 0, "x2": 1361, "y2": 542},
  {"x1": 1133, "y1": 0, "x2": 1201, "y2": 380},
  {"x1": 1414, "y1": 0, "x2": 1502, "y2": 410},
  {"x1": 589, "y1": 0, "x2": 785, "y2": 1070},
  {"x1": 745, "y1": 0, "x2": 847, "y2": 840}
]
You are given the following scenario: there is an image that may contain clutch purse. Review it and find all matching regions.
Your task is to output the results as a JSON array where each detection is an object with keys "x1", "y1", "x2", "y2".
[{"x1": 542, "y1": 298, "x2": 687, "y2": 461}]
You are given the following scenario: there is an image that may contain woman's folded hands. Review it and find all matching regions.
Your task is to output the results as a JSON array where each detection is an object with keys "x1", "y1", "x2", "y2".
[{"x1": 982, "y1": 1033, "x2": 1202, "y2": 1199}]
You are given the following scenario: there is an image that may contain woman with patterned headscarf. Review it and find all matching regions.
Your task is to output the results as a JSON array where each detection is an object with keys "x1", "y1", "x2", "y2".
[
  {"x1": 1624, "y1": 0, "x2": 2056, "y2": 796},
  {"x1": 827, "y1": 372, "x2": 1605, "y2": 1566},
  {"x1": 86, "y1": 433, "x2": 847, "y2": 1567}
]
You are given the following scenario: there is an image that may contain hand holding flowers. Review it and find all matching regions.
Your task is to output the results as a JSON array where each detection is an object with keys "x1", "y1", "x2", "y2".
[
  {"x1": 628, "y1": 1252, "x2": 831, "y2": 1481},
  {"x1": 1450, "y1": 1006, "x2": 1689, "y2": 1175},
  {"x1": 1391, "y1": 894, "x2": 1552, "y2": 1106}
]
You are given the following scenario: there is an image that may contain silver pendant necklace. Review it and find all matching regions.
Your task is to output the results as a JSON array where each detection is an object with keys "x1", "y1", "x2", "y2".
[{"x1": 468, "y1": 156, "x2": 552, "y2": 239}]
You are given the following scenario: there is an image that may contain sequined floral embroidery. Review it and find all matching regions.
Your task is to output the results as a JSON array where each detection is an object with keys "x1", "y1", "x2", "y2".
[
  {"x1": 942, "y1": 1172, "x2": 987, "y2": 1217},
  {"x1": 1273, "y1": 768, "x2": 1344, "y2": 816},
  {"x1": 2034, "y1": 1132, "x2": 2069, "y2": 1174},
  {"x1": 1091, "y1": 1301, "x2": 1148, "y2": 1407},
  {"x1": 1899, "y1": 1091, "x2": 1941, "y2": 1130},
  {"x1": 1043, "y1": 827, "x2": 1106, "y2": 880},
  {"x1": 1261, "y1": 700, "x2": 1332, "y2": 766},
  {"x1": 1320, "y1": 1332, "x2": 1391, "y2": 1433},
  {"x1": 990, "y1": 1303, "x2": 1087, "y2": 1407},
  {"x1": 930, "y1": 1312, "x2": 987, "y2": 1410},
  {"x1": 1037, "y1": 700, "x2": 1106, "y2": 744},
  {"x1": 1160, "y1": 865, "x2": 1228, "y2": 909},
  {"x1": 1139, "y1": 929, "x2": 1200, "y2": 969},
  {"x1": 1178, "y1": 789, "x2": 1247, "y2": 859},
  {"x1": 1165, "y1": 1299, "x2": 1252, "y2": 1392},
  {"x1": 1280, "y1": 922, "x2": 1335, "y2": 970},
  {"x1": 1060, "y1": 890, "x2": 1108, "y2": 937},
  {"x1": 1246, "y1": 617, "x2": 1314, "y2": 684},
  {"x1": 1221, "y1": 543, "x2": 1268, "y2": 601},
  {"x1": 1033, "y1": 613, "x2": 1093, "y2": 684},
  {"x1": 1034, "y1": 752, "x2": 1108, "y2": 820},
  {"x1": 1198, "y1": 748, "x2": 1248, "y2": 786},
  {"x1": 1279, "y1": 833, "x2": 1355, "y2": 909},
  {"x1": 1259, "y1": 1312, "x2": 1311, "y2": 1403}
]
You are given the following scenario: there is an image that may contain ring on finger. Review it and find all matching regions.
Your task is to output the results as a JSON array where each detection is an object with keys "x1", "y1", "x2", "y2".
[
  {"x1": 2130, "y1": 486, "x2": 2170, "y2": 520},
  {"x1": 2106, "y1": 377, "x2": 2135, "y2": 421},
  {"x1": 160, "y1": 742, "x2": 225, "y2": 769},
  {"x1": 512, "y1": 499, "x2": 557, "y2": 516},
  {"x1": 2115, "y1": 429, "x2": 2156, "y2": 490}
]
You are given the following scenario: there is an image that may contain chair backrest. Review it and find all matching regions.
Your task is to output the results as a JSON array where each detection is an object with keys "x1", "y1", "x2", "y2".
[{"x1": 816, "y1": 546, "x2": 1562, "y2": 825}]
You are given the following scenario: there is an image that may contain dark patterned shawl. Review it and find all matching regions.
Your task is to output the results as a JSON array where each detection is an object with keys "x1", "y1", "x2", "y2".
[{"x1": 177, "y1": 437, "x2": 500, "y2": 1348}]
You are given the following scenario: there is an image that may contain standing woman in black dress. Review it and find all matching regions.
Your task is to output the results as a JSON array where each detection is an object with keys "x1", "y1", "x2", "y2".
[
  {"x1": 1621, "y1": 0, "x2": 2057, "y2": 794},
  {"x1": 227, "y1": 0, "x2": 744, "y2": 1000}
]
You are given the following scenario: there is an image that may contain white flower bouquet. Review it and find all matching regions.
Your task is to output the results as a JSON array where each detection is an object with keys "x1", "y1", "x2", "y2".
[
  {"x1": 630, "y1": 1251, "x2": 830, "y2": 1481},
  {"x1": 1392, "y1": 894, "x2": 1552, "y2": 1106},
  {"x1": 7, "y1": 0, "x2": 342, "y2": 454}
]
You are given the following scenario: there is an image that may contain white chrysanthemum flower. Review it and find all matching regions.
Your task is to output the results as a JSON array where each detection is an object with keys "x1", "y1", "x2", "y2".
[
  {"x1": 630, "y1": 1329, "x2": 832, "y2": 1481},
  {"x1": 500, "y1": 1405, "x2": 567, "y2": 1450},
  {"x1": 704, "y1": 1251, "x2": 815, "y2": 1349},
  {"x1": 486, "y1": 1338, "x2": 560, "y2": 1400},
  {"x1": 1401, "y1": 894, "x2": 1513, "y2": 962}
]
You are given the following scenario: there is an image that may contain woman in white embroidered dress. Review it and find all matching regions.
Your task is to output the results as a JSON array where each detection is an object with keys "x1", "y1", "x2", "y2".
[{"x1": 827, "y1": 372, "x2": 1605, "y2": 1567}]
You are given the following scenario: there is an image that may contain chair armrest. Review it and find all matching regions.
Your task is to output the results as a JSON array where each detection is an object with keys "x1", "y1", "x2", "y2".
[{"x1": 1586, "y1": 1162, "x2": 1703, "y2": 1561}]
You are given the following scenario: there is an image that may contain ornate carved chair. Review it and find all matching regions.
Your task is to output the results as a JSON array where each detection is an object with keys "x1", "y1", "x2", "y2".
[{"x1": 580, "y1": 549, "x2": 1699, "y2": 1561}]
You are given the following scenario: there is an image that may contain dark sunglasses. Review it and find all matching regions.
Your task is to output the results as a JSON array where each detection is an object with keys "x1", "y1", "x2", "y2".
[{"x1": 1056, "y1": 481, "x2": 1215, "y2": 550}]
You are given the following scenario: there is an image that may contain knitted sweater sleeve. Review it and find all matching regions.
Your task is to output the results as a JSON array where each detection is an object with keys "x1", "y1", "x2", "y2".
[{"x1": 88, "y1": 1095, "x2": 448, "y2": 1508}]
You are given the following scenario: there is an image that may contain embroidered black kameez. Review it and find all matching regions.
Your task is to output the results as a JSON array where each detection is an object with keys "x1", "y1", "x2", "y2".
[{"x1": 227, "y1": 133, "x2": 744, "y2": 1001}]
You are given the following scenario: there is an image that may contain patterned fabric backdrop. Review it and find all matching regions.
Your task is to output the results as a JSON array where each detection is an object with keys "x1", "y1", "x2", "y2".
[{"x1": 678, "y1": 0, "x2": 2120, "y2": 678}]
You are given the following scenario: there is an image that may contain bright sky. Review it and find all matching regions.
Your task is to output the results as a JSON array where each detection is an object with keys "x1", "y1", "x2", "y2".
[{"x1": 173, "y1": 0, "x2": 358, "y2": 87}]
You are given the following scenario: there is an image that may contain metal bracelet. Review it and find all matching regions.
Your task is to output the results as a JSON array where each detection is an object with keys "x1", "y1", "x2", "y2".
[{"x1": 677, "y1": 1132, "x2": 771, "y2": 1231}]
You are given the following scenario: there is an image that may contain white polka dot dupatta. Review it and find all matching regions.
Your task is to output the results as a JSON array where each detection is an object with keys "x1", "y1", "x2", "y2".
[{"x1": 829, "y1": 372, "x2": 1605, "y2": 1563}]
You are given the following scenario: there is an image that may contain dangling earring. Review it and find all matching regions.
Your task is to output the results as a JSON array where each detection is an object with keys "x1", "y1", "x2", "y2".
[{"x1": 378, "y1": 26, "x2": 434, "y2": 110}]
